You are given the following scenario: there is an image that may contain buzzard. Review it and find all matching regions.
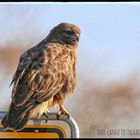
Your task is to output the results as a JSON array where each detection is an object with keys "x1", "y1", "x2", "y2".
[{"x1": 1, "y1": 22, "x2": 81, "y2": 131}]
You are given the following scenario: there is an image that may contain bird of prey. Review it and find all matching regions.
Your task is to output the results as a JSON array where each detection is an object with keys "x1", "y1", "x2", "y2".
[{"x1": 1, "y1": 22, "x2": 81, "y2": 131}]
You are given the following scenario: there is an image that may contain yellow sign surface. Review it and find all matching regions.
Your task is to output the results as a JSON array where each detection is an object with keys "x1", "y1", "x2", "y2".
[{"x1": 0, "y1": 125, "x2": 66, "y2": 138}]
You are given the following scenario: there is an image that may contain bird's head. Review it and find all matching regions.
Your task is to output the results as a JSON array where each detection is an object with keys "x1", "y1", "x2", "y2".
[{"x1": 47, "y1": 22, "x2": 81, "y2": 47}]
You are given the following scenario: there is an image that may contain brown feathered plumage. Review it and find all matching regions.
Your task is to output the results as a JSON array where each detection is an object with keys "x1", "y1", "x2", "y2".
[{"x1": 1, "y1": 22, "x2": 81, "y2": 131}]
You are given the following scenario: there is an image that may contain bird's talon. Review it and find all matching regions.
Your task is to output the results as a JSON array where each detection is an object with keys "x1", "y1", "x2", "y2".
[
  {"x1": 65, "y1": 113, "x2": 70, "y2": 119},
  {"x1": 43, "y1": 113, "x2": 48, "y2": 123},
  {"x1": 57, "y1": 113, "x2": 61, "y2": 120},
  {"x1": 57, "y1": 111, "x2": 70, "y2": 119}
]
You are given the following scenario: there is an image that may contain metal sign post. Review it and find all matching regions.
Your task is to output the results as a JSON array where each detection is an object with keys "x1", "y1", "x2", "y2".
[{"x1": 0, "y1": 111, "x2": 79, "y2": 138}]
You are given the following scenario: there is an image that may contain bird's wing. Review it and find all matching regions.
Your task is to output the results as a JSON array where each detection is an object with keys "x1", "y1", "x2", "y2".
[
  {"x1": 10, "y1": 46, "x2": 40, "y2": 87},
  {"x1": 11, "y1": 43, "x2": 71, "y2": 107}
]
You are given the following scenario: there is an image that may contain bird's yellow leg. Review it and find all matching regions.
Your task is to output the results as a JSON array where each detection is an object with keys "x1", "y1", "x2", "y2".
[{"x1": 57, "y1": 104, "x2": 70, "y2": 119}]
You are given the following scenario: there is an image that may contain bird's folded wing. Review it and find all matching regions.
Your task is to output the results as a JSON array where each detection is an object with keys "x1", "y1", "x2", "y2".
[{"x1": 11, "y1": 43, "x2": 68, "y2": 107}]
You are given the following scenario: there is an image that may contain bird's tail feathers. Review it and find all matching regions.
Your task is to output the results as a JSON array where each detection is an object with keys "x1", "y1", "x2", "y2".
[{"x1": 1, "y1": 102, "x2": 34, "y2": 131}]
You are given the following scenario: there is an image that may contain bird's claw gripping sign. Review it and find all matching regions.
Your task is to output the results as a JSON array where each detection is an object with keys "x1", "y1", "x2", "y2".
[{"x1": 0, "y1": 112, "x2": 79, "y2": 138}]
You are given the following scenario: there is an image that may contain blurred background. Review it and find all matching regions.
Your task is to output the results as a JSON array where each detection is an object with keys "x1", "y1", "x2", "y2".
[{"x1": 0, "y1": 2, "x2": 140, "y2": 138}]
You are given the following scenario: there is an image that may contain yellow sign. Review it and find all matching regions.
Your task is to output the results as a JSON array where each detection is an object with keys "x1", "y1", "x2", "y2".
[{"x1": 0, "y1": 125, "x2": 66, "y2": 138}]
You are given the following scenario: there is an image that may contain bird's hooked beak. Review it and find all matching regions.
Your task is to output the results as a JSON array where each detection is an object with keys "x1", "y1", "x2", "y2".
[
  {"x1": 72, "y1": 33, "x2": 80, "y2": 42},
  {"x1": 76, "y1": 33, "x2": 80, "y2": 38}
]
